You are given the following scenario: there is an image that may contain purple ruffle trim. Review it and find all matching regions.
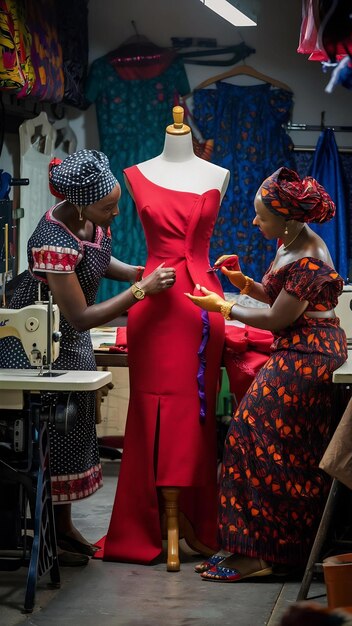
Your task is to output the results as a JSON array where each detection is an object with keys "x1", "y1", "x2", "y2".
[{"x1": 197, "y1": 309, "x2": 210, "y2": 423}]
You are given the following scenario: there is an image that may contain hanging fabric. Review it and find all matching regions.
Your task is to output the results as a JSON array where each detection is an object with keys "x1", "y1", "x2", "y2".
[
  {"x1": 85, "y1": 51, "x2": 190, "y2": 300},
  {"x1": 17, "y1": 0, "x2": 64, "y2": 102},
  {"x1": 325, "y1": 56, "x2": 352, "y2": 93},
  {"x1": 54, "y1": 0, "x2": 89, "y2": 109},
  {"x1": 182, "y1": 98, "x2": 214, "y2": 161},
  {"x1": 309, "y1": 128, "x2": 349, "y2": 281},
  {"x1": 294, "y1": 149, "x2": 352, "y2": 269},
  {"x1": 193, "y1": 82, "x2": 295, "y2": 287},
  {"x1": 0, "y1": 0, "x2": 34, "y2": 94},
  {"x1": 180, "y1": 42, "x2": 255, "y2": 67},
  {"x1": 297, "y1": 0, "x2": 352, "y2": 62}
]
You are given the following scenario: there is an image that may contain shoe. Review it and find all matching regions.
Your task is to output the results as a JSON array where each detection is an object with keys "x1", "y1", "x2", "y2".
[
  {"x1": 57, "y1": 533, "x2": 99, "y2": 557},
  {"x1": 201, "y1": 557, "x2": 272, "y2": 582},
  {"x1": 57, "y1": 548, "x2": 89, "y2": 567},
  {"x1": 195, "y1": 554, "x2": 227, "y2": 573}
]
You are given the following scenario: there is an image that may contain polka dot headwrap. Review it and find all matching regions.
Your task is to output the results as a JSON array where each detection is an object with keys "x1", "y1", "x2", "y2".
[
  {"x1": 260, "y1": 167, "x2": 335, "y2": 224},
  {"x1": 49, "y1": 149, "x2": 118, "y2": 205}
]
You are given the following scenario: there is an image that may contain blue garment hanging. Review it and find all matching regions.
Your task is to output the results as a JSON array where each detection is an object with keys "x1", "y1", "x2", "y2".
[
  {"x1": 193, "y1": 82, "x2": 295, "y2": 287},
  {"x1": 0, "y1": 169, "x2": 11, "y2": 199},
  {"x1": 310, "y1": 128, "x2": 349, "y2": 282}
]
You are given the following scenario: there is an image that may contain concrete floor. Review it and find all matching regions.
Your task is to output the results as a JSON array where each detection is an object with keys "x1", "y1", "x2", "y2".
[{"x1": 1, "y1": 460, "x2": 328, "y2": 626}]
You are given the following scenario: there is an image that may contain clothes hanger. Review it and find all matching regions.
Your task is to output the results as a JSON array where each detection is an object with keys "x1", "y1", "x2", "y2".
[
  {"x1": 183, "y1": 63, "x2": 293, "y2": 99},
  {"x1": 108, "y1": 21, "x2": 165, "y2": 62}
]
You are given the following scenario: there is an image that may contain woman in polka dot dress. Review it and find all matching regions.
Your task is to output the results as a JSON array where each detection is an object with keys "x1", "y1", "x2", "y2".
[{"x1": 0, "y1": 150, "x2": 176, "y2": 564}]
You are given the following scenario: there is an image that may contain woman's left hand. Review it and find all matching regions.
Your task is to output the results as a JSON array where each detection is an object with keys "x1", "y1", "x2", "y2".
[{"x1": 185, "y1": 285, "x2": 227, "y2": 312}]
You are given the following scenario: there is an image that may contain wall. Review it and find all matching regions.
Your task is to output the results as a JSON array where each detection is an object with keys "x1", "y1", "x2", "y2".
[
  {"x1": 1, "y1": 1, "x2": 351, "y2": 180},
  {"x1": 67, "y1": 0, "x2": 352, "y2": 152}
]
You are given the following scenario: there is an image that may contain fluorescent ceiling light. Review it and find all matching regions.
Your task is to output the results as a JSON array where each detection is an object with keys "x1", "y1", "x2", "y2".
[{"x1": 199, "y1": 0, "x2": 257, "y2": 27}]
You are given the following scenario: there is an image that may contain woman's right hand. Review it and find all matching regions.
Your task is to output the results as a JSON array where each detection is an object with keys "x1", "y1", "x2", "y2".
[
  {"x1": 213, "y1": 254, "x2": 247, "y2": 290},
  {"x1": 221, "y1": 267, "x2": 247, "y2": 290},
  {"x1": 139, "y1": 263, "x2": 176, "y2": 295}
]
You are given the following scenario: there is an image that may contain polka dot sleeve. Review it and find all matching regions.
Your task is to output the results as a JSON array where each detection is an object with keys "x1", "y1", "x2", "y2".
[
  {"x1": 29, "y1": 212, "x2": 83, "y2": 275},
  {"x1": 31, "y1": 244, "x2": 82, "y2": 273}
]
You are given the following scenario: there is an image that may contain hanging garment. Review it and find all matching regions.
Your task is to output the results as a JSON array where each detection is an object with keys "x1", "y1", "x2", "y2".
[
  {"x1": 309, "y1": 128, "x2": 349, "y2": 281},
  {"x1": 193, "y1": 83, "x2": 295, "y2": 287},
  {"x1": 325, "y1": 56, "x2": 352, "y2": 93},
  {"x1": 17, "y1": 0, "x2": 64, "y2": 102},
  {"x1": 95, "y1": 165, "x2": 224, "y2": 564},
  {"x1": 0, "y1": 168, "x2": 11, "y2": 198},
  {"x1": 54, "y1": 0, "x2": 89, "y2": 109},
  {"x1": 0, "y1": 0, "x2": 34, "y2": 94},
  {"x1": 297, "y1": 0, "x2": 352, "y2": 62},
  {"x1": 85, "y1": 55, "x2": 190, "y2": 299},
  {"x1": 294, "y1": 148, "x2": 352, "y2": 264}
]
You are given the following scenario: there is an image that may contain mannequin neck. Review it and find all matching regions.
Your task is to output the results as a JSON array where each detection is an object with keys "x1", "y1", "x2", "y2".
[{"x1": 161, "y1": 132, "x2": 195, "y2": 162}]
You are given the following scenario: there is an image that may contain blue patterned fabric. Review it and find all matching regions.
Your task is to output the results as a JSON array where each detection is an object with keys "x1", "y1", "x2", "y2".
[
  {"x1": 309, "y1": 128, "x2": 349, "y2": 282},
  {"x1": 85, "y1": 56, "x2": 190, "y2": 299},
  {"x1": 294, "y1": 149, "x2": 352, "y2": 278},
  {"x1": 193, "y1": 83, "x2": 295, "y2": 287}
]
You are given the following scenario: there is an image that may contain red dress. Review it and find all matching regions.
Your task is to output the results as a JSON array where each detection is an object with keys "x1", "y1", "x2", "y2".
[{"x1": 99, "y1": 166, "x2": 225, "y2": 563}]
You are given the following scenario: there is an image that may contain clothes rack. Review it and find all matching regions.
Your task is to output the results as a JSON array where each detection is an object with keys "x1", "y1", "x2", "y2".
[
  {"x1": 288, "y1": 123, "x2": 352, "y2": 132},
  {"x1": 287, "y1": 112, "x2": 352, "y2": 133}
]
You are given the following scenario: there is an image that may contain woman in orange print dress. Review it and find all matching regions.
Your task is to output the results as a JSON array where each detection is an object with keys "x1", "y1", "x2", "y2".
[{"x1": 186, "y1": 167, "x2": 347, "y2": 582}]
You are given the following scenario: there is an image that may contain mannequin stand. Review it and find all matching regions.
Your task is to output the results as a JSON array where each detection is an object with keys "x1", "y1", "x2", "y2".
[
  {"x1": 161, "y1": 488, "x2": 180, "y2": 571},
  {"x1": 161, "y1": 487, "x2": 214, "y2": 572}
]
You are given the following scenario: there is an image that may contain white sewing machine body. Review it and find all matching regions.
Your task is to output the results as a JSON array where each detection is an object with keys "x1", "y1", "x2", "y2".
[
  {"x1": 0, "y1": 297, "x2": 112, "y2": 406},
  {"x1": 0, "y1": 301, "x2": 61, "y2": 368}
]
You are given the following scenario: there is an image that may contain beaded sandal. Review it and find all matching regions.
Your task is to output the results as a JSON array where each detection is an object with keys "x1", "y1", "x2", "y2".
[
  {"x1": 194, "y1": 554, "x2": 227, "y2": 573},
  {"x1": 201, "y1": 559, "x2": 272, "y2": 582}
]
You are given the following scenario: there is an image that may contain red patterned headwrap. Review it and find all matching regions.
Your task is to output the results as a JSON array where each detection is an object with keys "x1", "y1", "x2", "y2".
[
  {"x1": 49, "y1": 157, "x2": 65, "y2": 199},
  {"x1": 260, "y1": 167, "x2": 335, "y2": 223}
]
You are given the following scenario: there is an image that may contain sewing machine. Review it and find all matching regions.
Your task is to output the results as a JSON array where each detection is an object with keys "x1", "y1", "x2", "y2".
[
  {"x1": 0, "y1": 295, "x2": 112, "y2": 612},
  {"x1": 0, "y1": 299, "x2": 61, "y2": 369}
]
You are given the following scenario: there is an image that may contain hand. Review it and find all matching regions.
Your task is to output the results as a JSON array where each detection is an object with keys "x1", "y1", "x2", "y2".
[
  {"x1": 184, "y1": 285, "x2": 227, "y2": 312},
  {"x1": 221, "y1": 267, "x2": 247, "y2": 291},
  {"x1": 214, "y1": 254, "x2": 241, "y2": 271},
  {"x1": 140, "y1": 263, "x2": 176, "y2": 295}
]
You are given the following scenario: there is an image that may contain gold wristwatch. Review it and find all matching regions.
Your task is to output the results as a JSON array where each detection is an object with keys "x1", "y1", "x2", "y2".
[{"x1": 131, "y1": 282, "x2": 145, "y2": 300}]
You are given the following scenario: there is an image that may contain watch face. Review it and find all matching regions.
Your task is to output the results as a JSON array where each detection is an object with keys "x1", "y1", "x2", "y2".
[{"x1": 132, "y1": 284, "x2": 145, "y2": 300}]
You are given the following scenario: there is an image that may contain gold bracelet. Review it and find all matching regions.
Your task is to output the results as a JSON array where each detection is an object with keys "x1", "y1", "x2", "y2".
[
  {"x1": 240, "y1": 275, "x2": 254, "y2": 296},
  {"x1": 220, "y1": 301, "x2": 235, "y2": 320}
]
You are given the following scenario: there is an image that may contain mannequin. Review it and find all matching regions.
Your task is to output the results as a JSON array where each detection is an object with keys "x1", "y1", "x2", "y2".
[
  {"x1": 99, "y1": 107, "x2": 230, "y2": 572},
  {"x1": 131, "y1": 106, "x2": 229, "y2": 198}
]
